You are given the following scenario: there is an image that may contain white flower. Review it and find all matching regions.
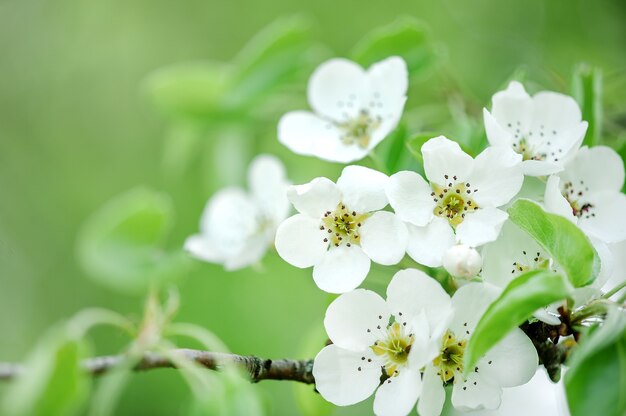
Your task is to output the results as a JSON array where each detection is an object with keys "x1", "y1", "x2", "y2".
[
  {"x1": 278, "y1": 57, "x2": 408, "y2": 163},
  {"x1": 443, "y1": 245, "x2": 482, "y2": 279},
  {"x1": 184, "y1": 154, "x2": 290, "y2": 270},
  {"x1": 313, "y1": 269, "x2": 538, "y2": 416},
  {"x1": 386, "y1": 136, "x2": 524, "y2": 267},
  {"x1": 275, "y1": 166, "x2": 407, "y2": 293},
  {"x1": 543, "y1": 145, "x2": 626, "y2": 244},
  {"x1": 483, "y1": 81, "x2": 588, "y2": 176}
]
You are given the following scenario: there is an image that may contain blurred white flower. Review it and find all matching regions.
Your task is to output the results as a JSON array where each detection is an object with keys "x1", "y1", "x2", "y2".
[
  {"x1": 184, "y1": 154, "x2": 290, "y2": 270},
  {"x1": 386, "y1": 136, "x2": 523, "y2": 267},
  {"x1": 543, "y1": 145, "x2": 626, "y2": 244},
  {"x1": 278, "y1": 56, "x2": 408, "y2": 163},
  {"x1": 443, "y1": 244, "x2": 482, "y2": 279},
  {"x1": 483, "y1": 81, "x2": 587, "y2": 176},
  {"x1": 275, "y1": 166, "x2": 407, "y2": 293}
]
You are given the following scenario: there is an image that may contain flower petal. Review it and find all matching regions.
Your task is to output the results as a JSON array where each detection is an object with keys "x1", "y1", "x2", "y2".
[
  {"x1": 324, "y1": 288, "x2": 390, "y2": 351},
  {"x1": 287, "y1": 177, "x2": 341, "y2": 218},
  {"x1": 337, "y1": 165, "x2": 389, "y2": 212},
  {"x1": 312, "y1": 245, "x2": 371, "y2": 293},
  {"x1": 184, "y1": 235, "x2": 224, "y2": 264},
  {"x1": 490, "y1": 81, "x2": 533, "y2": 134},
  {"x1": 483, "y1": 108, "x2": 514, "y2": 148},
  {"x1": 469, "y1": 146, "x2": 523, "y2": 207},
  {"x1": 223, "y1": 235, "x2": 269, "y2": 271},
  {"x1": 530, "y1": 91, "x2": 582, "y2": 134},
  {"x1": 417, "y1": 365, "x2": 446, "y2": 416},
  {"x1": 451, "y1": 371, "x2": 502, "y2": 411},
  {"x1": 386, "y1": 171, "x2": 435, "y2": 227},
  {"x1": 449, "y1": 282, "x2": 500, "y2": 335},
  {"x1": 248, "y1": 154, "x2": 290, "y2": 224},
  {"x1": 422, "y1": 136, "x2": 474, "y2": 186},
  {"x1": 308, "y1": 58, "x2": 366, "y2": 122},
  {"x1": 274, "y1": 214, "x2": 327, "y2": 268},
  {"x1": 455, "y1": 207, "x2": 508, "y2": 247},
  {"x1": 386, "y1": 269, "x2": 453, "y2": 335},
  {"x1": 406, "y1": 218, "x2": 455, "y2": 267},
  {"x1": 544, "y1": 175, "x2": 576, "y2": 223},
  {"x1": 579, "y1": 190, "x2": 626, "y2": 243},
  {"x1": 521, "y1": 159, "x2": 565, "y2": 177},
  {"x1": 477, "y1": 328, "x2": 538, "y2": 388},
  {"x1": 360, "y1": 211, "x2": 408, "y2": 265},
  {"x1": 278, "y1": 111, "x2": 369, "y2": 163},
  {"x1": 560, "y1": 145, "x2": 625, "y2": 193},
  {"x1": 313, "y1": 344, "x2": 382, "y2": 406},
  {"x1": 373, "y1": 368, "x2": 422, "y2": 416}
]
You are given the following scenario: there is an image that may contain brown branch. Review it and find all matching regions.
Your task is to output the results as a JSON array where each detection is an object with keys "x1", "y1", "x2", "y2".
[{"x1": 0, "y1": 349, "x2": 315, "y2": 385}]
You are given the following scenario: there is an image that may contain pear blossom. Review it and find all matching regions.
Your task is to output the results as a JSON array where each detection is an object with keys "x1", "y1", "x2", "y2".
[
  {"x1": 313, "y1": 269, "x2": 538, "y2": 416},
  {"x1": 483, "y1": 81, "x2": 588, "y2": 176},
  {"x1": 184, "y1": 154, "x2": 290, "y2": 270},
  {"x1": 443, "y1": 244, "x2": 482, "y2": 279},
  {"x1": 278, "y1": 56, "x2": 408, "y2": 163},
  {"x1": 543, "y1": 145, "x2": 626, "y2": 244},
  {"x1": 386, "y1": 136, "x2": 524, "y2": 267},
  {"x1": 275, "y1": 166, "x2": 407, "y2": 293}
]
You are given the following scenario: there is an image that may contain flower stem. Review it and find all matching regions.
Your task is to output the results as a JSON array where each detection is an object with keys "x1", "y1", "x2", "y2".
[{"x1": 602, "y1": 279, "x2": 626, "y2": 299}]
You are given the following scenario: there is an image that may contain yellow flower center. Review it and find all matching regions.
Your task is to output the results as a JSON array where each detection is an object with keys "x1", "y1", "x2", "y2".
[
  {"x1": 371, "y1": 321, "x2": 415, "y2": 377},
  {"x1": 337, "y1": 110, "x2": 381, "y2": 149},
  {"x1": 433, "y1": 330, "x2": 466, "y2": 382},
  {"x1": 320, "y1": 203, "x2": 369, "y2": 247},
  {"x1": 511, "y1": 250, "x2": 551, "y2": 276},
  {"x1": 562, "y1": 180, "x2": 595, "y2": 219},
  {"x1": 430, "y1": 176, "x2": 479, "y2": 226}
]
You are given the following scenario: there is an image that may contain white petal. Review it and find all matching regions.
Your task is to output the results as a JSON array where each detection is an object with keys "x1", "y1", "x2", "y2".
[
  {"x1": 451, "y1": 371, "x2": 502, "y2": 411},
  {"x1": 449, "y1": 282, "x2": 500, "y2": 335},
  {"x1": 184, "y1": 235, "x2": 224, "y2": 264},
  {"x1": 521, "y1": 159, "x2": 565, "y2": 177},
  {"x1": 455, "y1": 207, "x2": 508, "y2": 247},
  {"x1": 274, "y1": 214, "x2": 327, "y2": 268},
  {"x1": 579, "y1": 190, "x2": 626, "y2": 243},
  {"x1": 560, "y1": 145, "x2": 625, "y2": 193},
  {"x1": 386, "y1": 269, "x2": 453, "y2": 334},
  {"x1": 360, "y1": 211, "x2": 408, "y2": 265},
  {"x1": 337, "y1": 165, "x2": 389, "y2": 212},
  {"x1": 478, "y1": 328, "x2": 538, "y2": 388},
  {"x1": 417, "y1": 365, "x2": 446, "y2": 416},
  {"x1": 223, "y1": 235, "x2": 269, "y2": 271},
  {"x1": 324, "y1": 288, "x2": 390, "y2": 351},
  {"x1": 591, "y1": 237, "x2": 614, "y2": 288},
  {"x1": 489, "y1": 368, "x2": 562, "y2": 416},
  {"x1": 406, "y1": 218, "x2": 455, "y2": 267},
  {"x1": 248, "y1": 154, "x2": 290, "y2": 224},
  {"x1": 386, "y1": 171, "x2": 435, "y2": 227},
  {"x1": 287, "y1": 177, "x2": 341, "y2": 218},
  {"x1": 422, "y1": 136, "x2": 474, "y2": 185},
  {"x1": 406, "y1": 311, "x2": 441, "y2": 369},
  {"x1": 469, "y1": 146, "x2": 523, "y2": 207},
  {"x1": 491, "y1": 81, "x2": 533, "y2": 134},
  {"x1": 312, "y1": 245, "x2": 371, "y2": 293},
  {"x1": 483, "y1": 108, "x2": 514, "y2": 148},
  {"x1": 278, "y1": 111, "x2": 369, "y2": 163},
  {"x1": 544, "y1": 175, "x2": 576, "y2": 222},
  {"x1": 308, "y1": 58, "x2": 366, "y2": 122},
  {"x1": 373, "y1": 369, "x2": 422, "y2": 416},
  {"x1": 530, "y1": 91, "x2": 582, "y2": 133},
  {"x1": 313, "y1": 344, "x2": 382, "y2": 406}
]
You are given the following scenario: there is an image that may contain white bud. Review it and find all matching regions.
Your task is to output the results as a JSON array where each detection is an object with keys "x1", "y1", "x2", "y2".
[{"x1": 443, "y1": 244, "x2": 482, "y2": 279}]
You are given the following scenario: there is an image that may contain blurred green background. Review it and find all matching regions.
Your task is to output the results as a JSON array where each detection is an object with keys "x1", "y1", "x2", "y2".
[{"x1": 1, "y1": 0, "x2": 625, "y2": 414}]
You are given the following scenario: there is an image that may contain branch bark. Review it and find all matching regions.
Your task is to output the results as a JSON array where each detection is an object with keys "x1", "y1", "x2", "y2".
[{"x1": 0, "y1": 349, "x2": 315, "y2": 385}]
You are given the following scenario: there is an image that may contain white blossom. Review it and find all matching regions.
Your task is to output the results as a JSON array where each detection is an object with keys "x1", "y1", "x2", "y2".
[
  {"x1": 483, "y1": 81, "x2": 587, "y2": 176},
  {"x1": 275, "y1": 166, "x2": 407, "y2": 293},
  {"x1": 278, "y1": 57, "x2": 408, "y2": 163},
  {"x1": 443, "y1": 244, "x2": 482, "y2": 279},
  {"x1": 386, "y1": 136, "x2": 523, "y2": 267},
  {"x1": 184, "y1": 154, "x2": 290, "y2": 270}
]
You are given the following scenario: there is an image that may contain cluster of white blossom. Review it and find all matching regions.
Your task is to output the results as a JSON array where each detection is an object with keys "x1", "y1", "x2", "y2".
[{"x1": 185, "y1": 56, "x2": 626, "y2": 415}]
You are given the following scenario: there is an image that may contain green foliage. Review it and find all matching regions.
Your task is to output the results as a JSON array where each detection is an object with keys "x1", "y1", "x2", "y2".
[
  {"x1": 571, "y1": 64, "x2": 603, "y2": 147},
  {"x1": 565, "y1": 309, "x2": 626, "y2": 416},
  {"x1": 2, "y1": 331, "x2": 90, "y2": 416},
  {"x1": 77, "y1": 188, "x2": 189, "y2": 295},
  {"x1": 351, "y1": 17, "x2": 443, "y2": 79},
  {"x1": 464, "y1": 270, "x2": 572, "y2": 373},
  {"x1": 508, "y1": 199, "x2": 599, "y2": 287}
]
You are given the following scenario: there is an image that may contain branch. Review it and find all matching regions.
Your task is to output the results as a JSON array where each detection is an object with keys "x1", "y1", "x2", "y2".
[{"x1": 0, "y1": 349, "x2": 315, "y2": 385}]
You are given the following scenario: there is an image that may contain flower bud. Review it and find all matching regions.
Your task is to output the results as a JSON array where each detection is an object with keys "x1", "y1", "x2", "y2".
[{"x1": 443, "y1": 244, "x2": 482, "y2": 279}]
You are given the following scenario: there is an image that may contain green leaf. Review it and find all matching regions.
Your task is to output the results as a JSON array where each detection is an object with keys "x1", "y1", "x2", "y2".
[
  {"x1": 351, "y1": 17, "x2": 443, "y2": 79},
  {"x1": 77, "y1": 188, "x2": 189, "y2": 295},
  {"x1": 508, "y1": 199, "x2": 599, "y2": 287},
  {"x1": 565, "y1": 309, "x2": 626, "y2": 416},
  {"x1": 225, "y1": 16, "x2": 315, "y2": 109},
  {"x1": 3, "y1": 331, "x2": 90, "y2": 416},
  {"x1": 377, "y1": 122, "x2": 408, "y2": 173},
  {"x1": 464, "y1": 270, "x2": 572, "y2": 373},
  {"x1": 571, "y1": 64, "x2": 603, "y2": 147}
]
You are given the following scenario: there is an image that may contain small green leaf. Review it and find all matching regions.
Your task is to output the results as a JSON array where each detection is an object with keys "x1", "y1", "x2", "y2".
[
  {"x1": 351, "y1": 17, "x2": 443, "y2": 79},
  {"x1": 377, "y1": 122, "x2": 407, "y2": 173},
  {"x1": 77, "y1": 188, "x2": 189, "y2": 295},
  {"x1": 571, "y1": 64, "x2": 603, "y2": 147},
  {"x1": 565, "y1": 309, "x2": 626, "y2": 416},
  {"x1": 464, "y1": 270, "x2": 572, "y2": 373},
  {"x1": 508, "y1": 199, "x2": 599, "y2": 287}
]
